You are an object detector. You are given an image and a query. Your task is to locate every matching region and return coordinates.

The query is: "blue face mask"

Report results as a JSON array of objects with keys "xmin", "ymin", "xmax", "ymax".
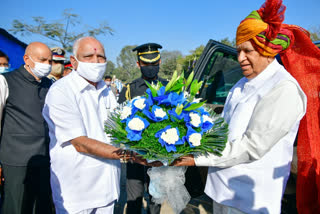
[{"xmin": 0, "ymin": 67, "xmax": 9, "ymax": 74}]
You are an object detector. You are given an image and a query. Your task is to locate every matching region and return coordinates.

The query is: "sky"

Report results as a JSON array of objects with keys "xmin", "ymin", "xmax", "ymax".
[{"xmin": 1, "ymin": 0, "xmax": 320, "ymax": 64}]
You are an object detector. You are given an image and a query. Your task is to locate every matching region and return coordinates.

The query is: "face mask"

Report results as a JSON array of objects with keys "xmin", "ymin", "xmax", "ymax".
[
  {"xmin": 105, "ymin": 81, "xmax": 111, "ymax": 86},
  {"xmin": 0, "ymin": 67, "xmax": 9, "ymax": 74},
  {"xmin": 141, "ymin": 64, "xmax": 159, "ymax": 79},
  {"xmin": 75, "ymin": 57, "xmax": 107, "ymax": 83},
  {"xmin": 51, "ymin": 64, "xmax": 64, "ymax": 77},
  {"xmin": 28, "ymin": 56, "xmax": 52, "ymax": 78}
]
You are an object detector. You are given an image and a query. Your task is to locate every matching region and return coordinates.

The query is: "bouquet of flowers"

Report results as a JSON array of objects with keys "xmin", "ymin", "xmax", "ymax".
[{"xmin": 105, "ymin": 71, "xmax": 228, "ymax": 213}]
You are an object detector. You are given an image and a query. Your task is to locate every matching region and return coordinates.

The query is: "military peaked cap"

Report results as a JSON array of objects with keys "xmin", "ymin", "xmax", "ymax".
[{"xmin": 132, "ymin": 43, "xmax": 162, "ymax": 64}]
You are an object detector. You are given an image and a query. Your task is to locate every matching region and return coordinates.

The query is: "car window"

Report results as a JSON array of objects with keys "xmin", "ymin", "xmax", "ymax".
[{"xmin": 197, "ymin": 50, "xmax": 242, "ymax": 105}]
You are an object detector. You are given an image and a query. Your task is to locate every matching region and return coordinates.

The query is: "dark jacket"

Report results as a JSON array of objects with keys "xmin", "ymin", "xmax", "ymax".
[
  {"xmin": 0, "ymin": 66, "xmax": 52, "ymax": 166},
  {"xmin": 118, "ymin": 77, "xmax": 167, "ymax": 104}
]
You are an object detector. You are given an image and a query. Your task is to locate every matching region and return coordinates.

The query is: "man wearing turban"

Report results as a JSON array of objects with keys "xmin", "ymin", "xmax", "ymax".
[{"xmin": 172, "ymin": 0, "xmax": 320, "ymax": 213}]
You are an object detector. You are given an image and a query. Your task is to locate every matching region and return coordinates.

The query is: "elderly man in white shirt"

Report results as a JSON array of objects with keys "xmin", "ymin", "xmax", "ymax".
[
  {"xmin": 42, "ymin": 36, "xmax": 144, "ymax": 214},
  {"xmin": 171, "ymin": 1, "xmax": 307, "ymax": 213}
]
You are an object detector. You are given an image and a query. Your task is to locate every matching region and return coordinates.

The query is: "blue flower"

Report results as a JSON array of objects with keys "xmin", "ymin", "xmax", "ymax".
[
  {"xmin": 183, "ymin": 126, "xmax": 203, "ymax": 148},
  {"xmin": 145, "ymin": 88, "xmax": 154, "ymax": 106},
  {"xmin": 156, "ymin": 91, "xmax": 185, "ymax": 107},
  {"xmin": 201, "ymin": 114, "xmax": 214, "ymax": 132},
  {"xmin": 155, "ymin": 125, "xmax": 184, "ymax": 152},
  {"xmin": 153, "ymin": 87, "xmax": 169, "ymax": 104},
  {"xmin": 125, "ymin": 116, "xmax": 150, "ymax": 141},
  {"xmin": 143, "ymin": 105, "xmax": 168, "ymax": 122},
  {"xmin": 168, "ymin": 108, "xmax": 186, "ymax": 122}
]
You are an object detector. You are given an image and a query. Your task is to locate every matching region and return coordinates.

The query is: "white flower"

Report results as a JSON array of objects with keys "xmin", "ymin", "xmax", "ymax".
[
  {"xmin": 154, "ymin": 108, "xmax": 166, "ymax": 118},
  {"xmin": 161, "ymin": 128, "xmax": 179, "ymax": 145},
  {"xmin": 134, "ymin": 98, "xmax": 146, "ymax": 110},
  {"xmin": 189, "ymin": 133, "xmax": 202, "ymax": 146},
  {"xmin": 128, "ymin": 118, "xmax": 145, "ymax": 131},
  {"xmin": 203, "ymin": 115, "xmax": 213, "ymax": 124},
  {"xmin": 192, "ymin": 97, "xmax": 202, "ymax": 103},
  {"xmin": 120, "ymin": 106, "xmax": 132, "ymax": 120},
  {"xmin": 190, "ymin": 113, "xmax": 201, "ymax": 127},
  {"xmin": 151, "ymin": 81, "xmax": 161, "ymax": 90},
  {"xmin": 184, "ymin": 91, "xmax": 190, "ymax": 98}
]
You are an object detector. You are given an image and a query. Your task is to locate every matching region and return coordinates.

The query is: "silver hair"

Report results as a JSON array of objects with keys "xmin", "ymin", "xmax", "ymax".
[{"xmin": 72, "ymin": 36, "xmax": 103, "ymax": 56}]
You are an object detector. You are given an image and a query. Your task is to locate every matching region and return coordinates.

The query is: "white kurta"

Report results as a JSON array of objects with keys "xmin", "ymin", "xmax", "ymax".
[
  {"xmin": 42, "ymin": 71, "xmax": 120, "ymax": 213},
  {"xmin": 195, "ymin": 60, "xmax": 307, "ymax": 214}
]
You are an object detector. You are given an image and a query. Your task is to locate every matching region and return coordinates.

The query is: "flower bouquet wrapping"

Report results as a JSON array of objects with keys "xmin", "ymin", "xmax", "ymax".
[{"xmin": 105, "ymin": 71, "xmax": 228, "ymax": 213}]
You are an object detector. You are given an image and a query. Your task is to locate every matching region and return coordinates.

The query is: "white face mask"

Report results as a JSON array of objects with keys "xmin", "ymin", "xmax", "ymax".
[
  {"xmin": 0, "ymin": 67, "xmax": 9, "ymax": 74},
  {"xmin": 28, "ymin": 56, "xmax": 52, "ymax": 78},
  {"xmin": 51, "ymin": 64, "xmax": 64, "ymax": 77},
  {"xmin": 75, "ymin": 57, "xmax": 107, "ymax": 83}
]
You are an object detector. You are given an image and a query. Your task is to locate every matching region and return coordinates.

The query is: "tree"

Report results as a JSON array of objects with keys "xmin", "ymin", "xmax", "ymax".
[
  {"xmin": 309, "ymin": 26, "xmax": 320, "ymax": 41},
  {"xmin": 104, "ymin": 60, "xmax": 116, "ymax": 77},
  {"xmin": 159, "ymin": 50, "xmax": 182, "ymax": 79},
  {"xmin": 10, "ymin": 9, "xmax": 114, "ymax": 53},
  {"xmin": 116, "ymin": 45, "xmax": 140, "ymax": 82},
  {"xmin": 176, "ymin": 45, "xmax": 205, "ymax": 73},
  {"xmin": 219, "ymin": 37, "xmax": 236, "ymax": 47}
]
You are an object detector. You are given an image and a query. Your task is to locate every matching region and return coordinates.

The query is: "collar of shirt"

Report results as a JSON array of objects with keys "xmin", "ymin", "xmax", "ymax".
[
  {"xmin": 71, "ymin": 70, "xmax": 107, "ymax": 95},
  {"xmin": 243, "ymin": 59, "xmax": 280, "ymax": 91}
]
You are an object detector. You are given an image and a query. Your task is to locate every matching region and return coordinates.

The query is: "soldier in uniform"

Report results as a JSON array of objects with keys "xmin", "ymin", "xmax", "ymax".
[
  {"xmin": 118, "ymin": 43, "xmax": 166, "ymax": 214},
  {"xmin": 48, "ymin": 47, "xmax": 66, "ymax": 82}
]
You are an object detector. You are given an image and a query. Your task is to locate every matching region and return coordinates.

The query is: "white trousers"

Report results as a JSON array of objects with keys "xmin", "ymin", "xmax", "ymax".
[{"xmin": 213, "ymin": 200, "xmax": 246, "ymax": 214}]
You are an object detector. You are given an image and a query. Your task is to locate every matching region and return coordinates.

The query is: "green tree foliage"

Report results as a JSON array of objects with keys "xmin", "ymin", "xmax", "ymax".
[
  {"xmin": 176, "ymin": 45, "xmax": 205, "ymax": 74},
  {"xmin": 159, "ymin": 50, "xmax": 182, "ymax": 79},
  {"xmin": 104, "ymin": 60, "xmax": 116, "ymax": 77},
  {"xmin": 219, "ymin": 37, "xmax": 236, "ymax": 47},
  {"xmin": 309, "ymin": 26, "xmax": 320, "ymax": 42},
  {"xmin": 116, "ymin": 45, "xmax": 140, "ymax": 82},
  {"xmin": 10, "ymin": 9, "xmax": 114, "ymax": 53}
]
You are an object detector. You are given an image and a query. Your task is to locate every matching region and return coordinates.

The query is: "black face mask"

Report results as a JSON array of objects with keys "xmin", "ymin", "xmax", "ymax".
[{"xmin": 140, "ymin": 64, "xmax": 159, "ymax": 79}]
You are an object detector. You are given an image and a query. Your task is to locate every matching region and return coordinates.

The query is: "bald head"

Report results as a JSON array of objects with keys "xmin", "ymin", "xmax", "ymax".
[
  {"xmin": 25, "ymin": 42, "xmax": 51, "ymax": 57},
  {"xmin": 23, "ymin": 42, "xmax": 53, "ymax": 80},
  {"xmin": 24, "ymin": 42, "xmax": 52, "ymax": 65},
  {"xmin": 70, "ymin": 37, "xmax": 106, "ymax": 70}
]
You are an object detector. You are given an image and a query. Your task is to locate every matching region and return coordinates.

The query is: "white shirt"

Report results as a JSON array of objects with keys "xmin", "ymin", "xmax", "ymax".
[
  {"xmin": 0, "ymin": 75, "xmax": 9, "ymax": 132},
  {"xmin": 195, "ymin": 60, "xmax": 307, "ymax": 214},
  {"xmin": 42, "ymin": 70, "xmax": 120, "ymax": 213}
]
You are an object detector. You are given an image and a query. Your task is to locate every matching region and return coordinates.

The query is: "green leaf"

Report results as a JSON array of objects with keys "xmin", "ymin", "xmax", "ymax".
[
  {"xmin": 165, "ymin": 70, "xmax": 178, "ymax": 92},
  {"xmin": 190, "ymin": 79, "xmax": 198, "ymax": 96},
  {"xmin": 184, "ymin": 101, "xmax": 206, "ymax": 111},
  {"xmin": 145, "ymin": 80, "xmax": 157, "ymax": 97},
  {"xmin": 185, "ymin": 71, "xmax": 194, "ymax": 88}
]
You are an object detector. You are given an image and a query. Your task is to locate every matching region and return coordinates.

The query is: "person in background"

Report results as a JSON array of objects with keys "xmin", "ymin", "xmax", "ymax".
[
  {"xmin": 118, "ymin": 43, "xmax": 166, "ymax": 214},
  {"xmin": 0, "ymin": 50, "xmax": 10, "ymax": 74},
  {"xmin": 104, "ymin": 75, "xmax": 117, "ymax": 96},
  {"xmin": 63, "ymin": 61, "xmax": 73, "ymax": 77},
  {"xmin": 0, "ymin": 42, "xmax": 53, "ymax": 214},
  {"xmin": 114, "ymin": 77, "xmax": 123, "ymax": 93},
  {"xmin": 48, "ymin": 47, "xmax": 66, "ymax": 82}
]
